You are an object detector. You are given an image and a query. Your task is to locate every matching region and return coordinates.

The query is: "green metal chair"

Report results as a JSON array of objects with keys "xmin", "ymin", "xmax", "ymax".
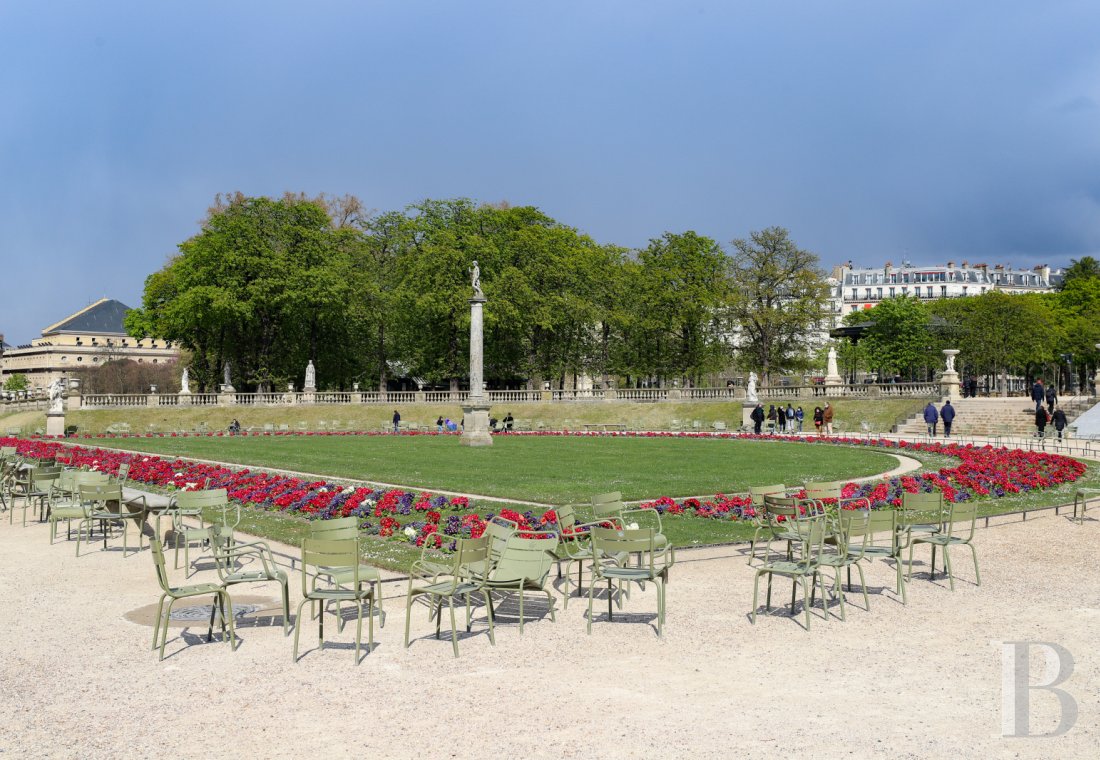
[
  {"xmin": 906, "ymin": 501, "xmax": 980, "ymax": 590},
  {"xmin": 308, "ymin": 516, "xmax": 386, "ymax": 627},
  {"xmin": 801, "ymin": 481, "xmax": 871, "ymax": 514},
  {"xmin": 75, "ymin": 483, "xmax": 137, "ymax": 556},
  {"xmin": 899, "ymin": 490, "xmax": 945, "ymax": 537},
  {"xmin": 48, "ymin": 470, "xmax": 109, "ymax": 543},
  {"xmin": 750, "ymin": 515, "xmax": 830, "ymax": 630},
  {"xmin": 591, "ymin": 491, "xmax": 626, "ymax": 522},
  {"xmin": 404, "ymin": 536, "xmax": 495, "ymax": 657},
  {"xmin": 586, "ymin": 526, "xmax": 674, "ymax": 638},
  {"xmin": 862, "ymin": 509, "xmax": 908, "ymax": 604},
  {"xmin": 169, "ymin": 489, "xmax": 231, "ymax": 573},
  {"xmin": 812, "ymin": 509, "xmax": 872, "ymax": 616},
  {"xmin": 480, "ymin": 531, "xmax": 560, "ymax": 633},
  {"xmin": 209, "ymin": 525, "xmax": 291, "ymax": 635},
  {"xmin": 759, "ymin": 495, "xmax": 804, "ymax": 565},
  {"xmin": 9, "ymin": 465, "xmax": 62, "ymax": 526},
  {"xmin": 149, "ymin": 537, "xmax": 236, "ymax": 661},
  {"xmin": 293, "ymin": 537, "xmax": 375, "ymax": 664},
  {"xmin": 746, "ymin": 484, "xmax": 789, "ymax": 564},
  {"xmin": 551, "ymin": 503, "xmax": 614, "ymax": 608}
]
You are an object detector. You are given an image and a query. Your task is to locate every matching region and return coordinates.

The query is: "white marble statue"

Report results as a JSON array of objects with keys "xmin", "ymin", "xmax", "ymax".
[
  {"xmin": 944, "ymin": 352, "xmax": 956, "ymax": 373},
  {"xmin": 746, "ymin": 372, "xmax": 758, "ymax": 404},
  {"xmin": 826, "ymin": 346, "xmax": 839, "ymax": 378},
  {"xmin": 180, "ymin": 367, "xmax": 190, "ymax": 394},
  {"xmin": 471, "ymin": 259, "xmax": 483, "ymax": 298},
  {"xmin": 48, "ymin": 378, "xmax": 65, "ymax": 414},
  {"xmin": 305, "ymin": 360, "xmax": 316, "ymax": 389}
]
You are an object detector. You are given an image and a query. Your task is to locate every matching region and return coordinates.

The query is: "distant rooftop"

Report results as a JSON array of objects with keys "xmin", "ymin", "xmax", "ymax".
[{"xmin": 42, "ymin": 298, "xmax": 132, "ymax": 337}]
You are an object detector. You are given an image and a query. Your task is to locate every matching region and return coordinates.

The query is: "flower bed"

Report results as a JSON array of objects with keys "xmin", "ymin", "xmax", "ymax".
[{"xmin": 2, "ymin": 434, "xmax": 1085, "ymax": 552}]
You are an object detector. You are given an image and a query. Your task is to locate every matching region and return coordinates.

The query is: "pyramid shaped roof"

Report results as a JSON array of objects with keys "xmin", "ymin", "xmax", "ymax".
[{"xmin": 42, "ymin": 298, "xmax": 132, "ymax": 337}]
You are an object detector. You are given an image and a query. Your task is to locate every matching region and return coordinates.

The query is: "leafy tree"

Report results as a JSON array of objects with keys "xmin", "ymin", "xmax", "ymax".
[
  {"xmin": 859, "ymin": 297, "xmax": 937, "ymax": 380},
  {"xmin": 725, "ymin": 227, "xmax": 830, "ymax": 381},
  {"xmin": 3, "ymin": 373, "xmax": 28, "ymax": 392},
  {"xmin": 1059, "ymin": 256, "xmax": 1100, "ymax": 289}
]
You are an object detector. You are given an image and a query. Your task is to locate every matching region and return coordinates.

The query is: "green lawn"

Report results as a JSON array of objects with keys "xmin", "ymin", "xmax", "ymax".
[{"xmin": 103, "ymin": 434, "xmax": 900, "ymax": 503}]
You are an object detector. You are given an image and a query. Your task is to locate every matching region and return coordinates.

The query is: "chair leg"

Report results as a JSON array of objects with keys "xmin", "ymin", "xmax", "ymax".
[
  {"xmin": 152, "ymin": 594, "xmax": 167, "ymax": 650},
  {"xmin": 944, "ymin": 545, "xmax": 955, "ymax": 591},
  {"xmin": 281, "ymin": 580, "xmax": 291, "ymax": 635},
  {"xmin": 968, "ymin": 543, "xmax": 981, "ymax": 586},
  {"xmin": 482, "ymin": 590, "xmax": 495, "ymax": 645},
  {"xmin": 403, "ymin": 590, "xmax": 414, "ymax": 649},
  {"xmin": 751, "ymin": 572, "xmax": 761, "ymax": 624},
  {"xmin": 448, "ymin": 597, "xmax": 459, "ymax": 658},
  {"xmin": 159, "ymin": 598, "xmax": 177, "ymax": 661},
  {"xmin": 518, "ymin": 586, "xmax": 525, "ymax": 634},
  {"xmin": 855, "ymin": 562, "xmax": 870, "ymax": 610},
  {"xmin": 293, "ymin": 599, "xmax": 309, "ymax": 661},
  {"xmin": 355, "ymin": 599, "xmax": 364, "ymax": 665},
  {"xmin": 800, "ymin": 576, "xmax": 811, "ymax": 631},
  {"xmin": 832, "ymin": 568, "xmax": 846, "ymax": 621}
]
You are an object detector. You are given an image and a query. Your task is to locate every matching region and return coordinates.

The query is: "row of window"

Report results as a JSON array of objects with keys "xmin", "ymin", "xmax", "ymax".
[
  {"xmin": 71, "ymin": 337, "xmax": 172, "ymax": 349},
  {"xmin": 848, "ymin": 285, "xmax": 989, "ymax": 301},
  {"xmin": 849, "ymin": 271, "xmax": 1045, "ymax": 287}
]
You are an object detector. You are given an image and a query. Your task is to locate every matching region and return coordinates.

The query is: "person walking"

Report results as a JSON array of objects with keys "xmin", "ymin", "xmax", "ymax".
[
  {"xmin": 813, "ymin": 406, "xmax": 824, "ymax": 436},
  {"xmin": 940, "ymin": 400, "xmax": 955, "ymax": 437},
  {"xmin": 785, "ymin": 404, "xmax": 796, "ymax": 433},
  {"xmin": 750, "ymin": 403, "xmax": 765, "ymax": 434},
  {"xmin": 823, "ymin": 403, "xmax": 834, "ymax": 435},
  {"xmin": 1052, "ymin": 406, "xmax": 1068, "ymax": 439},
  {"xmin": 777, "ymin": 405, "xmax": 787, "ymax": 434},
  {"xmin": 1035, "ymin": 405, "xmax": 1048, "ymax": 438},
  {"xmin": 1031, "ymin": 378, "xmax": 1045, "ymax": 412},
  {"xmin": 795, "ymin": 406, "xmax": 804, "ymax": 433},
  {"xmin": 392, "ymin": 409, "xmax": 401, "ymax": 433},
  {"xmin": 767, "ymin": 405, "xmax": 777, "ymax": 433},
  {"xmin": 436, "ymin": 415, "xmax": 444, "ymax": 432},
  {"xmin": 967, "ymin": 376, "xmax": 978, "ymax": 398},
  {"xmin": 1045, "ymin": 384, "xmax": 1057, "ymax": 415},
  {"xmin": 923, "ymin": 402, "xmax": 939, "ymax": 437}
]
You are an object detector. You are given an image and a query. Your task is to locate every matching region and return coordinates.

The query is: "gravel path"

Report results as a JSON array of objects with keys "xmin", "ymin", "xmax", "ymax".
[{"xmin": 1, "ymin": 504, "xmax": 1097, "ymax": 758}]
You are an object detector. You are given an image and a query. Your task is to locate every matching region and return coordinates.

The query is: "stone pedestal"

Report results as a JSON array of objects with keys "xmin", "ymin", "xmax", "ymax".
[
  {"xmin": 217, "ymin": 385, "xmax": 236, "ymax": 407},
  {"xmin": 461, "ymin": 399, "xmax": 494, "ymax": 447},
  {"xmin": 146, "ymin": 394, "xmax": 159, "ymax": 408},
  {"xmin": 940, "ymin": 349, "xmax": 961, "ymax": 401},
  {"xmin": 741, "ymin": 403, "xmax": 757, "ymax": 430},
  {"xmin": 46, "ymin": 412, "xmax": 65, "ymax": 437},
  {"xmin": 178, "ymin": 392, "xmax": 192, "ymax": 407},
  {"xmin": 415, "ymin": 390, "xmax": 426, "ymax": 403}
]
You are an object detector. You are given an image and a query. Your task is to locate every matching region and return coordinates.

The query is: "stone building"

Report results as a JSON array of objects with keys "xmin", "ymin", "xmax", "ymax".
[{"xmin": 0, "ymin": 298, "xmax": 178, "ymax": 390}]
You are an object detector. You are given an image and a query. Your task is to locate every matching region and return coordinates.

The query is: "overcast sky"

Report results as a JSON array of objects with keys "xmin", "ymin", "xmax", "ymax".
[{"xmin": 2, "ymin": 0, "xmax": 1098, "ymax": 343}]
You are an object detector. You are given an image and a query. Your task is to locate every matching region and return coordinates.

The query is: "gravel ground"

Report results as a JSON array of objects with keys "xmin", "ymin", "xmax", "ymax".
[{"xmin": 1, "ymin": 508, "xmax": 1097, "ymax": 759}]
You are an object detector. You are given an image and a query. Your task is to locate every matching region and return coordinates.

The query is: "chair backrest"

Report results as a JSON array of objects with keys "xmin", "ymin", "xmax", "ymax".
[
  {"xmin": 150, "ymin": 538, "xmax": 173, "ymax": 593},
  {"xmin": 556, "ymin": 503, "xmax": 579, "ymax": 533},
  {"xmin": 621, "ymin": 505, "xmax": 664, "ymax": 535},
  {"xmin": 863, "ymin": 509, "xmax": 899, "ymax": 550},
  {"xmin": 900, "ymin": 490, "xmax": 944, "ymax": 526},
  {"xmin": 56, "ymin": 469, "xmax": 76, "ymax": 494},
  {"xmin": 79, "ymin": 483, "xmax": 123, "ymax": 507},
  {"xmin": 174, "ymin": 488, "xmax": 237, "ymax": 527},
  {"xmin": 792, "ymin": 515, "xmax": 828, "ymax": 563},
  {"xmin": 452, "ymin": 536, "xmax": 491, "ymax": 584},
  {"xmin": 762, "ymin": 494, "xmax": 800, "ymax": 524},
  {"xmin": 750, "ymin": 484, "xmax": 787, "ymax": 507},
  {"xmin": 945, "ymin": 501, "xmax": 978, "ymax": 542},
  {"xmin": 590, "ymin": 526, "xmax": 658, "ymax": 569},
  {"xmin": 115, "ymin": 462, "xmax": 131, "ymax": 484},
  {"xmin": 0, "ymin": 446, "xmax": 16, "ymax": 457},
  {"xmin": 835, "ymin": 509, "xmax": 871, "ymax": 559},
  {"xmin": 484, "ymin": 515, "xmax": 517, "ymax": 563},
  {"xmin": 488, "ymin": 533, "xmax": 560, "ymax": 585},
  {"xmin": 60, "ymin": 469, "xmax": 109, "ymax": 497},
  {"xmin": 300, "ymin": 538, "xmax": 361, "ymax": 595},
  {"xmin": 30, "ymin": 468, "xmax": 62, "ymax": 490},
  {"xmin": 591, "ymin": 491, "xmax": 625, "ymax": 521},
  {"xmin": 309, "ymin": 515, "xmax": 359, "ymax": 540},
  {"xmin": 803, "ymin": 481, "xmax": 842, "ymax": 502}
]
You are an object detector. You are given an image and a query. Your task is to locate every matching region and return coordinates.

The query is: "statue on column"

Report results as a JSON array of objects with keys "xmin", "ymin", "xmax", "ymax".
[
  {"xmin": 48, "ymin": 378, "xmax": 65, "ymax": 414},
  {"xmin": 470, "ymin": 260, "xmax": 483, "ymax": 298},
  {"xmin": 826, "ymin": 347, "xmax": 839, "ymax": 378},
  {"xmin": 223, "ymin": 361, "xmax": 232, "ymax": 388},
  {"xmin": 305, "ymin": 360, "xmax": 316, "ymax": 389},
  {"xmin": 746, "ymin": 372, "xmax": 758, "ymax": 404},
  {"xmin": 180, "ymin": 367, "xmax": 190, "ymax": 394}
]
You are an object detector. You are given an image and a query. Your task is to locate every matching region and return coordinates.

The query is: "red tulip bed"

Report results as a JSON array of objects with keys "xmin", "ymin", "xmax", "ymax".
[{"xmin": 2, "ymin": 432, "xmax": 1086, "ymax": 552}]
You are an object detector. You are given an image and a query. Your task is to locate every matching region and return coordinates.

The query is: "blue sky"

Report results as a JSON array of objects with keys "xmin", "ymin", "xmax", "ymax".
[{"xmin": 2, "ymin": 0, "xmax": 1098, "ymax": 343}]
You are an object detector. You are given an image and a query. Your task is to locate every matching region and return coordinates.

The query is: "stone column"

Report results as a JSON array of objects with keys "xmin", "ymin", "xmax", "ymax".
[
  {"xmin": 462, "ymin": 296, "xmax": 493, "ymax": 446},
  {"xmin": 939, "ymin": 349, "xmax": 961, "ymax": 401},
  {"xmin": 65, "ymin": 378, "xmax": 82, "ymax": 411}
]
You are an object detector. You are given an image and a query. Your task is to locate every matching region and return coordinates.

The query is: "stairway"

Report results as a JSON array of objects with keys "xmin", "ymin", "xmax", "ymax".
[{"xmin": 893, "ymin": 395, "xmax": 1098, "ymax": 438}]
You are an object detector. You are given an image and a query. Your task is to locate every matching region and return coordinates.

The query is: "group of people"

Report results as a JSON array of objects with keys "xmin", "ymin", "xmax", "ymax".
[
  {"xmin": 1031, "ymin": 378, "xmax": 1068, "ymax": 438},
  {"xmin": 749, "ymin": 402, "xmax": 833, "ymax": 436},
  {"xmin": 922, "ymin": 401, "xmax": 956, "ymax": 437}
]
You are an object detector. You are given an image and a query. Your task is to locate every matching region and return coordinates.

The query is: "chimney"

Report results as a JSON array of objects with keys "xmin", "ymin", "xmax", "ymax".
[{"xmin": 961, "ymin": 260, "xmax": 968, "ymax": 268}]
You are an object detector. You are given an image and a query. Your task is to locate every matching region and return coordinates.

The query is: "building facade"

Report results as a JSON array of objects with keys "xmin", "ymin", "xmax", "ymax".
[
  {"xmin": 829, "ymin": 261, "xmax": 1062, "ymax": 315},
  {"xmin": 0, "ymin": 298, "xmax": 178, "ymax": 390}
]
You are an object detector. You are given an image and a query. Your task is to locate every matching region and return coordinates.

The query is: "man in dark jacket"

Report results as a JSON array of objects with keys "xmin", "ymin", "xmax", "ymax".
[
  {"xmin": 1031, "ymin": 379, "xmax": 1045, "ymax": 412},
  {"xmin": 750, "ymin": 403, "xmax": 765, "ymax": 434},
  {"xmin": 940, "ymin": 400, "xmax": 956, "ymax": 437},
  {"xmin": 1035, "ymin": 406, "xmax": 1048, "ymax": 438},
  {"xmin": 1045, "ymin": 384, "xmax": 1057, "ymax": 415},
  {"xmin": 1052, "ymin": 406, "xmax": 1068, "ymax": 438},
  {"xmin": 923, "ymin": 402, "xmax": 939, "ymax": 437}
]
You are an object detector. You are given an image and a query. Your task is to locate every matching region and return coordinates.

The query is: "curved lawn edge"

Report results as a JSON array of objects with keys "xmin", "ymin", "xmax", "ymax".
[{"xmin": 3, "ymin": 434, "xmax": 1086, "ymax": 555}]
